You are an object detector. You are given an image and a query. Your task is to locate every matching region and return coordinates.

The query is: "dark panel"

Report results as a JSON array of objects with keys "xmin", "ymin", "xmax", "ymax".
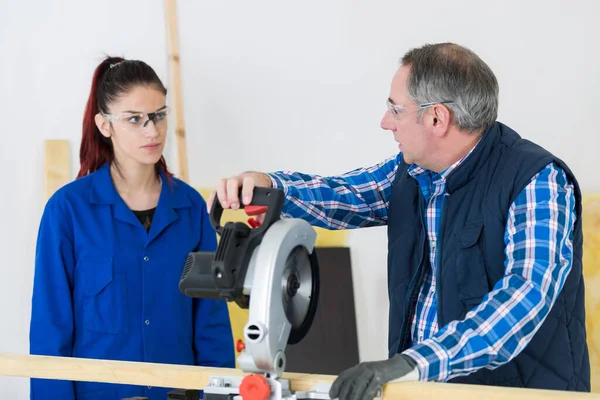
[{"xmin": 284, "ymin": 247, "xmax": 360, "ymax": 375}]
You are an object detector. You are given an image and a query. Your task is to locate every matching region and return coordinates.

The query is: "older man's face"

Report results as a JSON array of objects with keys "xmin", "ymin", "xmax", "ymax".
[{"xmin": 380, "ymin": 65, "xmax": 433, "ymax": 167}]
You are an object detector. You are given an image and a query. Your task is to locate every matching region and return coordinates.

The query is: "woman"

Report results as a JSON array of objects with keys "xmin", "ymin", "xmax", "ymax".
[{"xmin": 29, "ymin": 56, "xmax": 235, "ymax": 400}]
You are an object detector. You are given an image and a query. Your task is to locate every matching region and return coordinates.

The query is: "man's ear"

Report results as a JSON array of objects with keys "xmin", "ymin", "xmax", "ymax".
[
  {"xmin": 429, "ymin": 104, "xmax": 452, "ymax": 138},
  {"xmin": 94, "ymin": 113, "xmax": 111, "ymax": 138}
]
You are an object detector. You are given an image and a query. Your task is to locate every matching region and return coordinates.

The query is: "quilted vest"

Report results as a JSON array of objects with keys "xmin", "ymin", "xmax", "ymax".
[{"xmin": 386, "ymin": 121, "xmax": 590, "ymax": 391}]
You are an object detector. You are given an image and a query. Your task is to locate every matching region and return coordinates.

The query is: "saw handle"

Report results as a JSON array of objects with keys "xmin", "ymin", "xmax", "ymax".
[{"xmin": 209, "ymin": 187, "xmax": 285, "ymax": 236}]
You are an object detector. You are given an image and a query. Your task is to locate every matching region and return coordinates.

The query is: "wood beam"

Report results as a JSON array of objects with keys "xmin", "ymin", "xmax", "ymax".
[
  {"xmin": 1, "ymin": 353, "xmax": 598, "ymax": 399},
  {"xmin": 43, "ymin": 139, "xmax": 70, "ymax": 201},
  {"xmin": 164, "ymin": 0, "xmax": 189, "ymax": 183}
]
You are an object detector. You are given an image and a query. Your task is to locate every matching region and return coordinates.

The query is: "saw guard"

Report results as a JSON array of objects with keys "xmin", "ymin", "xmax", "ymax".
[{"xmin": 238, "ymin": 218, "xmax": 319, "ymax": 376}]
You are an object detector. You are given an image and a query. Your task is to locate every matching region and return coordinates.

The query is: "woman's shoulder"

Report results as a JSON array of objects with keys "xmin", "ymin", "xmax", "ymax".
[{"xmin": 44, "ymin": 171, "xmax": 97, "ymax": 213}]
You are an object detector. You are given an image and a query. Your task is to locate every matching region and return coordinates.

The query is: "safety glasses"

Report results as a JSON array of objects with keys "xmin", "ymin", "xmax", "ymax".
[
  {"xmin": 102, "ymin": 106, "xmax": 170, "ymax": 132},
  {"xmin": 386, "ymin": 99, "xmax": 454, "ymax": 120}
]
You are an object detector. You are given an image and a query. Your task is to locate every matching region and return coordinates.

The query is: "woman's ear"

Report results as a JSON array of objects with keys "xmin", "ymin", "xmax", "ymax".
[{"xmin": 94, "ymin": 113, "xmax": 111, "ymax": 138}]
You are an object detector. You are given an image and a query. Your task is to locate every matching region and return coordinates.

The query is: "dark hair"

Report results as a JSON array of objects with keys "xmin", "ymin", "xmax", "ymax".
[
  {"xmin": 77, "ymin": 56, "xmax": 173, "ymax": 179},
  {"xmin": 401, "ymin": 43, "xmax": 499, "ymax": 133}
]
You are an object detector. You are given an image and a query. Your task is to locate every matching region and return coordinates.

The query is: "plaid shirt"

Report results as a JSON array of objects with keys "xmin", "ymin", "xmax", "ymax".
[{"xmin": 267, "ymin": 149, "xmax": 576, "ymax": 382}]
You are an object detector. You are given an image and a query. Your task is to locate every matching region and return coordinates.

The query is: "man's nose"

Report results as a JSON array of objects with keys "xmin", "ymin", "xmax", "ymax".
[{"xmin": 381, "ymin": 111, "xmax": 395, "ymax": 131}]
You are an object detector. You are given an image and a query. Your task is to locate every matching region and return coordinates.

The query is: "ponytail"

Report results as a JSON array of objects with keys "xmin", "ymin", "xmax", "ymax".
[
  {"xmin": 77, "ymin": 57, "xmax": 122, "ymax": 178},
  {"xmin": 76, "ymin": 56, "xmax": 173, "ymax": 180}
]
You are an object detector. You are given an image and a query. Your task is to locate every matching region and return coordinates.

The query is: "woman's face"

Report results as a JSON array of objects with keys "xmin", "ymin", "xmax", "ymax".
[{"xmin": 95, "ymin": 85, "xmax": 168, "ymax": 168}]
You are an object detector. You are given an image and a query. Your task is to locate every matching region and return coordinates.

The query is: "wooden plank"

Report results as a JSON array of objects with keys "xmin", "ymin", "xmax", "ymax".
[
  {"xmin": 1, "ymin": 353, "xmax": 598, "ymax": 399},
  {"xmin": 583, "ymin": 194, "xmax": 600, "ymax": 392},
  {"xmin": 164, "ymin": 0, "xmax": 189, "ymax": 183},
  {"xmin": 43, "ymin": 139, "xmax": 70, "ymax": 201}
]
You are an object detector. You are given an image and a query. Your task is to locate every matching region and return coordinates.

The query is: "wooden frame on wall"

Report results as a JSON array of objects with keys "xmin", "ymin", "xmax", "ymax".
[{"xmin": 43, "ymin": 139, "xmax": 70, "ymax": 202}]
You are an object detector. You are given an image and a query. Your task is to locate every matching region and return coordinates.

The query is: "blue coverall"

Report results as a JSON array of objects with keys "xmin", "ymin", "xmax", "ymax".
[{"xmin": 29, "ymin": 163, "xmax": 235, "ymax": 400}]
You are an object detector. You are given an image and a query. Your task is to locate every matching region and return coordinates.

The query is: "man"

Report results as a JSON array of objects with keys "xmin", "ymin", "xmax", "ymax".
[{"xmin": 209, "ymin": 43, "xmax": 590, "ymax": 399}]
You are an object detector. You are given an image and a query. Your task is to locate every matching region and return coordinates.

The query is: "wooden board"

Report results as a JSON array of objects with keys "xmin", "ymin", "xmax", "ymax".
[
  {"xmin": 1, "ymin": 353, "xmax": 598, "ymax": 399},
  {"xmin": 583, "ymin": 194, "xmax": 600, "ymax": 392},
  {"xmin": 43, "ymin": 139, "xmax": 70, "ymax": 201},
  {"xmin": 284, "ymin": 247, "xmax": 359, "ymax": 375},
  {"xmin": 164, "ymin": 0, "xmax": 189, "ymax": 182}
]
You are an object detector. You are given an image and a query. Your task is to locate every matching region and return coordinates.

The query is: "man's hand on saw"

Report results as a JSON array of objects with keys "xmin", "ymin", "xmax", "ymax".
[
  {"xmin": 208, "ymin": 172, "xmax": 272, "ymax": 212},
  {"xmin": 329, "ymin": 354, "xmax": 419, "ymax": 400}
]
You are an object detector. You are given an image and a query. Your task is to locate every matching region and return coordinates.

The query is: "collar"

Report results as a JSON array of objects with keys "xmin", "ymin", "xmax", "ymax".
[
  {"xmin": 89, "ymin": 163, "xmax": 190, "ymax": 209},
  {"xmin": 444, "ymin": 122, "xmax": 501, "ymax": 194},
  {"xmin": 406, "ymin": 122, "xmax": 499, "ymax": 193},
  {"xmin": 88, "ymin": 163, "xmax": 191, "ymax": 243},
  {"xmin": 408, "ymin": 136, "xmax": 482, "ymax": 184}
]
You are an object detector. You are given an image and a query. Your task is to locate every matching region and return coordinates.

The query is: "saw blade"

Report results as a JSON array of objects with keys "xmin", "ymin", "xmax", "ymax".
[{"xmin": 281, "ymin": 246, "xmax": 320, "ymax": 345}]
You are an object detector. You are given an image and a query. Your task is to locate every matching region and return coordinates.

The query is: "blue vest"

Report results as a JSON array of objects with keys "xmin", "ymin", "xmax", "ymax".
[{"xmin": 386, "ymin": 122, "xmax": 590, "ymax": 391}]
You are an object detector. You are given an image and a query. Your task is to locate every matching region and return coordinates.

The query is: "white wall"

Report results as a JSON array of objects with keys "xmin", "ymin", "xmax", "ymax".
[{"xmin": 1, "ymin": 0, "xmax": 599, "ymax": 397}]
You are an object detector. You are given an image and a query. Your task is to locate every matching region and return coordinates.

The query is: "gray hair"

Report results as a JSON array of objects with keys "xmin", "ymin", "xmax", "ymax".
[{"xmin": 400, "ymin": 43, "xmax": 499, "ymax": 133}]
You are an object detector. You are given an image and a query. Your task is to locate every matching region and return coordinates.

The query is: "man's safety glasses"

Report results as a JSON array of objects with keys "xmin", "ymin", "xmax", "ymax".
[{"xmin": 386, "ymin": 99, "xmax": 454, "ymax": 120}]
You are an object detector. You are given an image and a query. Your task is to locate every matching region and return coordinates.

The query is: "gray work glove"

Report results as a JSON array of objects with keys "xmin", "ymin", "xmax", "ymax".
[{"xmin": 329, "ymin": 354, "xmax": 418, "ymax": 400}]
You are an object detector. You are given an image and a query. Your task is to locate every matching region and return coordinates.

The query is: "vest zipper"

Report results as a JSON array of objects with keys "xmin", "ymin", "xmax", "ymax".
[
  {"xmin": 435, "ymin": 197, "xmax": 448, "ymax": 325},
  {"xmin": 396, "ymin": 191, "xmax": 428, "ymax": 353},
  {"xmin": 398, "ymin": 247, "xmax": 426, "ymax": 352}
]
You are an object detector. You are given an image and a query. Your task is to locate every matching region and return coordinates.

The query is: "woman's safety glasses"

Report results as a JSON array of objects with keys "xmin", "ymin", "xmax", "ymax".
[{"xmin": 102, "ymin": 106, "xmax": 169, "ymax": 133}]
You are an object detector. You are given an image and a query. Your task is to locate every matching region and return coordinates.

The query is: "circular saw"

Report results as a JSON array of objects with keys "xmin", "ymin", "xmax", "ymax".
[{"xmin": 179, "ymin": 187, "xmax": 320, "ymax": 377}]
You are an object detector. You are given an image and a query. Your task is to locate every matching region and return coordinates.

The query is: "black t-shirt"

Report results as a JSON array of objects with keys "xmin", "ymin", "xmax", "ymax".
[{"xmin": 133, "ymin": 207, "xmax": 157, "ymax": 232}]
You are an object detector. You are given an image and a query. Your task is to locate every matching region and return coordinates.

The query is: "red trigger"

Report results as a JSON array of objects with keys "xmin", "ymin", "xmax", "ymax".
[
  {"xmin": 244, "ymin": 205, "xmax": 268, "ymax": 216},
  {"xmin": 247, "ymin": 218, "xmax": 261, "ymax": 229}
]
